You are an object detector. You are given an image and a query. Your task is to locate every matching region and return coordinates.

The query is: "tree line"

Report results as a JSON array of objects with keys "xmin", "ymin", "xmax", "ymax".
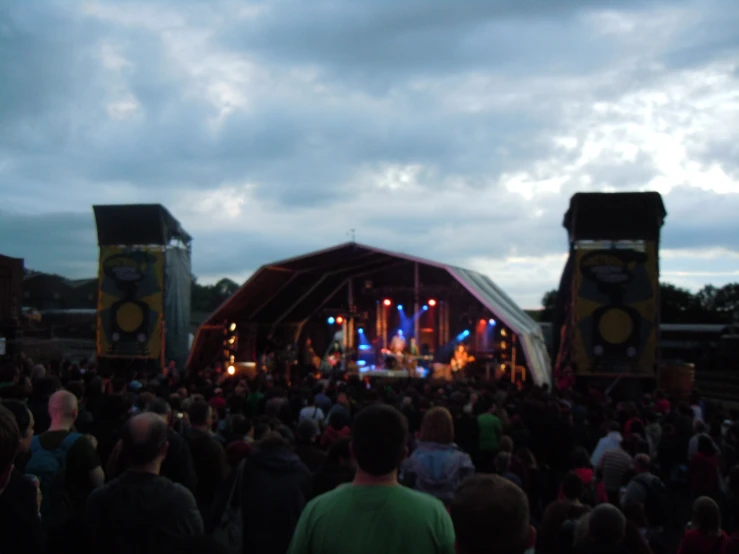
[
  {"xmin": 191, "ymin": 278, "xmax": 240, "ymax": 313},
  {"xmin": 540, "ymin": 282, "xmax": 739, "ymax": 324}
]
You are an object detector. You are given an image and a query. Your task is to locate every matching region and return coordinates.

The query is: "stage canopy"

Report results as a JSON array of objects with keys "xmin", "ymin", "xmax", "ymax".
[{"xmin": 189, "ymin": 243, "xmax": 552, "ymax": 386}]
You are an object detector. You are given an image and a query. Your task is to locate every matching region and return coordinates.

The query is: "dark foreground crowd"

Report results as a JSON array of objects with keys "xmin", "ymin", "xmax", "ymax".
[{"xmin": 1, "ymin": 356, "xmax": 739, "ymax": 554}]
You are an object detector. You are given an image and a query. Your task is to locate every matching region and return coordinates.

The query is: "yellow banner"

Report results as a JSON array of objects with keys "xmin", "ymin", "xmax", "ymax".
[
  {"xmin": 572, "ymin": 242, "xmax": 658, "ymax": 376},
  {"xmin": 97, "ymin": 246, "xmax": 164, "ymax": 360}
]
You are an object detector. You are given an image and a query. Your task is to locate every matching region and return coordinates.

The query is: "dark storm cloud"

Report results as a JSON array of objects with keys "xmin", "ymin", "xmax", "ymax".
[{"xmin": 220, "ymin": 0, "xmax": 685, "ymax": 77}]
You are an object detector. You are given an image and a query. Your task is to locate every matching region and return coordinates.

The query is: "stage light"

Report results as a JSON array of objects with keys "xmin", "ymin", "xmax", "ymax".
[
  {"xmin": 501, "ymin": 329, "xmax": 507, "ymax": 337},
  {"xmin": 489, "ymin": 319, "xmax": 496, "ymax": 325},
  {"xmin": 229, "ymin": 323, "xmax": 236, "ymax": 332},
  {"xmin": 501, "ymin": 341, "xmax": 507, "ymax": 350},
  {"xmin": 228, "ymin": 336, "xmax": 235, "ymax": 344},
  {"xmin": 462, "ymin": 330, "xmax": 470, "ymax": 337},
  {"xmin": 397, "ymin": 304, "xmax": 403, "ymax": 310},
  {"xmin": 327, "ymin": 316, "xmax": 335, "ymax": 324},
  {"xmin": 428, "ymin": 299, "xmax": 437, "ymax": 306},
  {"xmin": 383, "ymin": 299, "xmax": 392, "ymax": 306},
  {"xmin": 358, "ymin": 328, "xmax": 364, "ymax": 334},
  {"xmin": 398, "ymin": 329, "xmax": 403, "ymax": 335},
  {"xmin": 423, "ymin": 305, "xmax": 429, "ymax": 311},
  {"xmin": 479, "ymin": 319, "xmax": 486, "ymax": 325},
  {"xmin": 227, "ymin": 365, "xmax": 235, "ymax": 375},
  {"xmin": 336, "ymin": 316, "xmax": 344, "ymax": 324}
]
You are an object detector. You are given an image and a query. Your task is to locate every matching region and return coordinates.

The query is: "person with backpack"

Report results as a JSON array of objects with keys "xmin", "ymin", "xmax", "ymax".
[
  {"xmin": 25, "ymin": 390, "xmax": 104, "ymax": 548},
  {"xmin": 622, "ymin": 454, "xmax": 667, "ymax": 529}
]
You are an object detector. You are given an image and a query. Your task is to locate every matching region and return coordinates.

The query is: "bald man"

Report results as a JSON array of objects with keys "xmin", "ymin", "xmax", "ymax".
[
  {"xmin": 30, "ymin": 391, "xmax": 104, "ymax": 488},
  {"xmin": 25, "ymin": 390, "xmax": 104, "ymax": 549},
  {"xmin": 86, "ymin": 413, "xmax": 203, "ymax": 552}
]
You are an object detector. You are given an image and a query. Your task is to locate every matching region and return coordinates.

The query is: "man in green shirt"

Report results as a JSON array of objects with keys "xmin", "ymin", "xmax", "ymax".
[
  {"xmin": 287, "ymin": 404, "xmax": 455, "ymax": 554},
  {"xmin": 476, "ymin": 399, "xmax": 503, "ymax": 471}
]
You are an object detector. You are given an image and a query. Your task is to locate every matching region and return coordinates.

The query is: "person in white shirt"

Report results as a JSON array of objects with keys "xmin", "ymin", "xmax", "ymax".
[
  {"xmin": 591, "ymin": 421, "xmax": 623, "ymax": 468},
  {"xmin": 688, "ymin": 419, "xmax": 719, "ymax": 460},
  {"xmin": 299, "ymin": 395, "xmax": 325, "ymax": 423}
]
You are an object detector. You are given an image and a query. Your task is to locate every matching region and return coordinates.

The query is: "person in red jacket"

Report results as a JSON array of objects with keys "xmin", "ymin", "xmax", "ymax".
[
  {"xmin": 654, "ymin": 390, "xmax": 671, "ymax": 415},
  {"xmin": 320, "ymin": 410, "xmax": 351, "ymax": 449},
  {"xmin": 557, "ymin": 448, "xmax": 608, "ymax": 505},
  {"xmin": 689, "ymin": 435, "xmax": 720, "ymax": 500},
  {"xmin": 678, "ymin": 496, "xmax": 729, "ymax": 554}
]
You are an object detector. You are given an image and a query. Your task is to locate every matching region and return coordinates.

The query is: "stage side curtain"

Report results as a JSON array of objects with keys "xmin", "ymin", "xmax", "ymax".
[{"xmin": 164, "ymin": 247, "xmax": 192, "ymax": 370}]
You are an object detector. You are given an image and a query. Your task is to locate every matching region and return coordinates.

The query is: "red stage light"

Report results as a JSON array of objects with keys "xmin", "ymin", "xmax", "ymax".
[
  {"xmin": 336, "ymin": 316, "xmax": 344, "ymax": 324},
  {"xmin": 428, "ymin": 299, "xmax": 437, "ymax": 307},
  {"xmin": 383, "ymin": 299, "xmax": 392, "ymax": 306},
  {"xmin": 479, "ymin": 319, "xmax": 486, "ymax": 326}
]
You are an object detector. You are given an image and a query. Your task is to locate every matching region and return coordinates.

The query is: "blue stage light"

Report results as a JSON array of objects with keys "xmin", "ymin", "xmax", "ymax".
[
  {"xmin": 398, "ymin": 329, "xmax": 403, "ymax": 335},
  {"xmin": 422, "ymin": 305, "xmax": 429, "ymax": 311},
  {"xmin": 327, "ymin": 316, "xmax": 335, "ymax": 324},
  {"xmin": 489, "ymin": 319, "xmax": 496, "ymax": 325},
  {"xmin": 398, "ymin": 304, "xmax": 403, "ymax": 310},
  {"xmin": 358, "ymin": 328, "xmax": 364, "ymax": 334}
]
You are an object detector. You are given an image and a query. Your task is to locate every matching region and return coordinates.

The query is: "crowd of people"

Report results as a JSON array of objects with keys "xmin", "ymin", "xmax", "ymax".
[{"xmin": 0, "ymin": 354, "xmax": 739, "ymax": 554}]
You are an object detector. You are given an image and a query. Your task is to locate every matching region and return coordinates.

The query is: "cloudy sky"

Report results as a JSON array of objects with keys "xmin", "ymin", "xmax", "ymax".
[{"xmin": 1, "ymin": 0, "xmax": 738, "ymax": 308}]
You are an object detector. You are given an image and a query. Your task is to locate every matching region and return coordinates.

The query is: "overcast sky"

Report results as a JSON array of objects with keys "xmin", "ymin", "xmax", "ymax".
[{"xmin": 1, "ymin": 0, "xmax": 738, "ymax": 308}]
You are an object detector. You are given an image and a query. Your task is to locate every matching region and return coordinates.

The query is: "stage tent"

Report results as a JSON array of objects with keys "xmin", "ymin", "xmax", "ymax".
[{"xmin": 188, "ymin": 243, "xmax": 552, "ymax": 386}]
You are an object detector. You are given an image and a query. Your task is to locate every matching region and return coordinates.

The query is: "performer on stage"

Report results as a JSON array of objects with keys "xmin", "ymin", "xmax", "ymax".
[
  {"xmin": 327, "ymin": 340, "xmax": 343, "ymax": 369},
  {"xmin": 409, "ymin": 337, "xmax": 420, "ymax": 357},
  {"xmin": 390, "ymin": 330, "xmax": 406, "ymax": 355},
  {"xmin": 302, "ymin": 338, "xmax": 319, "ymax": 373},
  {"xmin": 450, "ymin": 343, "xmax": 474, "ymax": 373}
]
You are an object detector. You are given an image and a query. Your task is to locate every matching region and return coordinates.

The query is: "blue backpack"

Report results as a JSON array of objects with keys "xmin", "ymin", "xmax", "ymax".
[{"xmin": 25, "ymin": 432, "xmax": 81, "ymax": 525}]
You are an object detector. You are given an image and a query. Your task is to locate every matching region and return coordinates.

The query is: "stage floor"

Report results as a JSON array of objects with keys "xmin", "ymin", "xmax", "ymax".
[{"xmin": 357, "ymin": 364, "xmax": 431, "ymax": 379}]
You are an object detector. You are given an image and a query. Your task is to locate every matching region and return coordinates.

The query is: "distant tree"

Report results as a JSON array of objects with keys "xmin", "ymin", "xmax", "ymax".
[
  {"xmin": 659, "ymin": 282, "xmax": 704, "ymax": 323},
  {"xmin": 662, "ymin": 282, "xmax": 739, "ymax": 324},
  {"xmin": 696, "ymin": 285, "xmax": 720, "ymax": 313},
  {"xmin": 540, "ymin": 289, "xmax": 558, "ymax": 321},
  {"xmin": 714, "ymin": 283, "xmax": 739, "ymax": 322},
  {"xmin": 191, "ymin": 277, "xmax": 241, "ymax": 313},
  {"xmin": 214, "ymin": 278, "xmax": 239, "ymax": 297},
  {"xmin": 541, "ymin": 290, "xmax": 558, "ymax": 310},
  {"xmin": 538, "ymin": 283, "xmax": 738, "ymax": 325}
]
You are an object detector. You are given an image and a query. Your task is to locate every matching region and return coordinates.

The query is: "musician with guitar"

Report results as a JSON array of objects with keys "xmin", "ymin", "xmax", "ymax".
[{"xmin": 450, "ymin": 343, "xmax": 475, "ymax": 377}]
